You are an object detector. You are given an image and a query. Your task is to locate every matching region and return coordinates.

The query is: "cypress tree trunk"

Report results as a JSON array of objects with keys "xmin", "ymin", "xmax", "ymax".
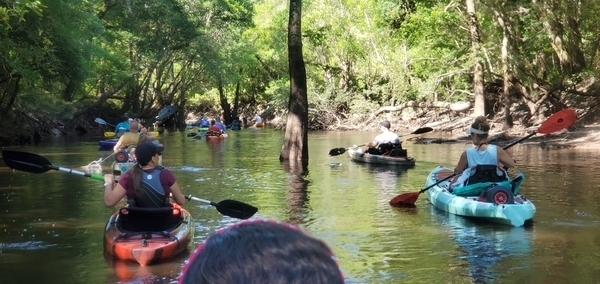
[{"xmin": 280, "ymin": 0, "xmax": 309, "ymax": 165}]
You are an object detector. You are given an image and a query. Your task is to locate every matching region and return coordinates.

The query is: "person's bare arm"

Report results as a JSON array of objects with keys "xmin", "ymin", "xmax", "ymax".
[
  {"xmin": 454, "ymin": 151, "xmax": 468, "ymax": 174},
  {"xmin": 113, "ymin": 138, "xmax": 123, "ymax": 153},
  {"xmin": 169, "ymin": 181, "xmax": 186, "ymax": 205},
  {"xmin": 497, "ymin": 148, "xmax": 516, "ymax": 168},
  {"xmin": 104, "ymin": 174, "xmax": 127, "ymax": 207}
]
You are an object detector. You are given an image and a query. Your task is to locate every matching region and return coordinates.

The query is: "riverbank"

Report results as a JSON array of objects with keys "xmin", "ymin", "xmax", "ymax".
[{"xmin": 408, "ymin": 123, "xmax": 600, "ymax": 150}]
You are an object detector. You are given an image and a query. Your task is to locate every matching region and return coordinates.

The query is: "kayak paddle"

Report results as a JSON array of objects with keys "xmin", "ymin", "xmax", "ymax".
[
  {"xmin": 2, "ymin": 150, "xmax": 259, "ymax": 219},
  {"xmin": 2, "ymin": 149, "xmax": 105, "ymax": 181},
  {"xmin": 95, "ymin": 117, "xmax": 116, "ymax": 127},
  {"xmin": 186, "ymin": 196, "xmax": 258, "ymax": 220},
  {"xmin": 328, "ymin": 126, "xmax": 433, "ymax": 156},
  {"xmin": 389, "ymin": 108, "xmax": 577, "ymax": 207}
]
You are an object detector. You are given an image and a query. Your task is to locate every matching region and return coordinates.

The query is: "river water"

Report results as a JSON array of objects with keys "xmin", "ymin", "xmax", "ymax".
[{"xmin": 1, "ymin": 128, "xmax": 599, "ymax": 283}]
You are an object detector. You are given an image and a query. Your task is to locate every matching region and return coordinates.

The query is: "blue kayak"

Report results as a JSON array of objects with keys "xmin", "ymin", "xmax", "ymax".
[
  {"xmin": 425, "ymin": 166, "xmax": 535, "ymax": 227},
  {"xmin": 98, "ymin": 139, "xmax": 118, "ymax": 150}
]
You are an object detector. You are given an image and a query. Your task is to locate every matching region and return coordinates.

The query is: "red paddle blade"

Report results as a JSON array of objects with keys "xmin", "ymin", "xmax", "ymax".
[
  {"xmin": 536, "ymin": 109, "xmax": 576, "ymax": 134},
  {"xmin": 389, "ymin": 192, "xmax": 420, "ymax": 207}
]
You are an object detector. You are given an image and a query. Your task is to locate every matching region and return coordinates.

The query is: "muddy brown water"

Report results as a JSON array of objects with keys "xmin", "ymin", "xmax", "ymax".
[{"xmin": 1, "ymin": 129, "xmax": 599, "ymax": 283}]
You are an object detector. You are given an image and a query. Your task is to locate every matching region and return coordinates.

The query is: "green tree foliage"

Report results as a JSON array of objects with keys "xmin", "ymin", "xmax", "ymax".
[{"xmin": 2, "ymin": 0, "xmax": 600, "ymax": 143}]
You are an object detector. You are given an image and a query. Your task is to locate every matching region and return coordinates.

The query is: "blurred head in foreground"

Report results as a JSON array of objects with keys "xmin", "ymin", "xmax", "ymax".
[{"xmin": 178, "ymin": 219, "xmax": 344, "ymax": 284}]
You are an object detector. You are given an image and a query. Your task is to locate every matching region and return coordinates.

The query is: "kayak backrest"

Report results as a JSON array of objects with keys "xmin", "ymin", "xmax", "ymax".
[
  {"xmin": 118, "ymin": 207, "xmax": 182, "ymax": 232},
  {"xmin": 466, "ymin": 165, "xmax": 507, "ymax": 185}
]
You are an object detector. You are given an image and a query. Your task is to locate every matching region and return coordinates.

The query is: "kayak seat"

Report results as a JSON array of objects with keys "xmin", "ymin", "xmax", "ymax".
[
  {"xmin": 466, "ymin": 165, "xmax": 507, "ymax": 185},
  {"xmin": 118, "ymin": 206, "xmax": 183, "ymax": 232},
  {"xmin": 372, "ymin": 142, "xmax": 406, "ymax": 157}
]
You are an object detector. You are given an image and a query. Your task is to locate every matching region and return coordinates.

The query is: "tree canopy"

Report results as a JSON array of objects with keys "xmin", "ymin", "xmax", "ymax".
[{"xmin": 1, "ymin": 0, "xmax": 599, "ymax": 144}]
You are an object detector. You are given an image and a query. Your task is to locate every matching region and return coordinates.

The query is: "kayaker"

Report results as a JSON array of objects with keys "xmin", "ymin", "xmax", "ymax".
[
  {"xmin": 452, "ymin": 116, "xmax": 516, "ymax": 186},
  {"xmin": 114, "ymin": 115, "xmax": 132, "ymax": 137},
  {"xmin": 178, "ymin": 219, "xmax": 344, "ymax": 284},
  {"xmin": 199, "ymin": 116, "xmax": 210, "ymax": 128},
  {"xmin": 208, "ymin": 120, "xmax": 222, "ymax": 134},
  {"xmin": 250, "ymin": 114, "xmax": 262, "ymax": 126},
  {"xmin": 215, "ymin": 117, "xmax": 227, "ymax": 132},
  {"xmin": 361, "ymin": 120, "xmax": 402, "ymax": 155},
  {"xmin": 112, "ymin": 120, "xmax": 140, "ymax": 153},
  {"xmin": 103, "ymin": 141, "xmax": 186, "ymax": 207}
]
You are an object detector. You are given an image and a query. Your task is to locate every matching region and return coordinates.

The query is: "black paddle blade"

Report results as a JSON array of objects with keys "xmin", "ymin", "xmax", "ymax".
[
  {"xmin": 215, "ymin": 199, "xmax": 258, "ymax": 220},
  {"xmin": 411, "ymin": 127, "xmax": 433, "ymax": 135},
  {"xmin": 2, "ymin": 150, "xmax": 52, "ymax": 174},
  {"xmin": 328, "ymin": 147, "xmax": 347, "ymax": 156}
]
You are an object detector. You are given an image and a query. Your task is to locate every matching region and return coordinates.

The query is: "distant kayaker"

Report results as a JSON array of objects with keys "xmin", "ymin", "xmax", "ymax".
[
  {"xmin": 103, "ymin": 141, "xmax": 186, "ymax": 207},
  {"xmin": 361, "ymin": 120, "xmax": 402, "ymax": 155},
  {"xmin": 113, "ymin": 120, "xmax": 140, "ymax": 153},
  {"xmin": 178, "ymin": 219, "xmax": 344, "ymax": 284},
  {"xmin": 199, "ymin": 116, "xmax": 210, "ymax": 128},
  {"xmin": 250, "ymin": 114, "xmax": 262, "ymax": 126},
  {"xmin": 208, "ymin": 120, "xmax": 222, "ymax": 133},
  {"xmin": 452, "ymin": 116, "xmax": 516, "ymax": 186},
  {"xmin": 215, "ymin": 117, "xmax": 227, "ymax": 132},
  {"xmin": 114, "ymin": 115, "xmax": 132, "ymax": 137}
]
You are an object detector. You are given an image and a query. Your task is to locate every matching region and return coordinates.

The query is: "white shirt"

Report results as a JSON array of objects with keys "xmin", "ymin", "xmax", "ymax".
[
  {"xmin": 253, "ymin": 115, "xmax": 262, "ymax": 124},
  {"xmin": 374, "ymin": 132, "xmax": 400, "ymax": 144}
]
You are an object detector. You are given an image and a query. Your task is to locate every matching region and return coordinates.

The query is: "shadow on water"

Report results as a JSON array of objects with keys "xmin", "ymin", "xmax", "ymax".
[{"xmin": 429, "ymin": 206, "xmax": 533, "ymax": 283}]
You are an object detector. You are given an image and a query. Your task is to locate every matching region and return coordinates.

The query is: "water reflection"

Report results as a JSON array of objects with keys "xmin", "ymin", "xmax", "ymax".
[
  {"xmin": 281, "ymin": 159, "xmax": 310, "ymax": 225},
  {"xmin": 106, "ymin": 253, "xmax": 187, "ymax": 283},
  {"xmin": 430, "ymin": 206, "xmax": 533, "ymax": 283}
]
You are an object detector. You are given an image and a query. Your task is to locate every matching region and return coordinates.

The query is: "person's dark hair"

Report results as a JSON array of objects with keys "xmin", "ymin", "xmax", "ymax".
[
  {"xmin": 179, "ymin": 219, "xmax": 344, "ymax": 284},
  {"xmin": 471, "ymin": 116, "xmax": 490, "ymax": 138},
  {"xmin": 210, "ymin": 120, "xmax": 216, "ymax": 125}
]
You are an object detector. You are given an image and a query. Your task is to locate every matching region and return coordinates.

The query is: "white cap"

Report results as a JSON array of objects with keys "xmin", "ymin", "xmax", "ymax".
[{"xmin": 465, "ymin": 126, "xmax": 487, "ymax": 135}]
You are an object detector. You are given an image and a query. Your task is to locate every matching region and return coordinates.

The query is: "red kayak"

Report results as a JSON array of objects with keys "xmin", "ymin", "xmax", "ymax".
[{"xmin": 104, "ymin": 204, "xmax": 194, "ymax": 266}]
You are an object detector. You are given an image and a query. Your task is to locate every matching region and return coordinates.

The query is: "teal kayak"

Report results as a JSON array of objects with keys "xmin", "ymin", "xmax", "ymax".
[{"xmin": 425, "ymin": 166, "xmax": 535, "ymax": 227}]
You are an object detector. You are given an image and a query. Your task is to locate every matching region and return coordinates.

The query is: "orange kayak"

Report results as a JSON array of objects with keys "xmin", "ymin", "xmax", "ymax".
[{"xmin": 103, "ymin": 204, "xmax": 194, "ymax": 266}]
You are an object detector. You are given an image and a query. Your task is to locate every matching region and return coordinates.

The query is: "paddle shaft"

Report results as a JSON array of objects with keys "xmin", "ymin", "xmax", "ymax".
[
  {"xmin": 188, "ymin": 196, "xmax": 216, "ymax": 206},
  {"xmin": 52, "ymin": 165, "xmax": 104, "ymax": 181}
]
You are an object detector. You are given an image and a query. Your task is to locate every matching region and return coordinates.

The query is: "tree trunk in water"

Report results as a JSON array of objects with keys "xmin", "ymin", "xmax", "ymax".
[
  {"xmin": 217, "ymin": 76, "xmax": 232, "ymax": 125},
  {"xmin": 231, "ymin": 81, "xmax": 241, "ymax": 123},
  {"xmin": 280, "ymin": 0, "xmax": 309, "ymax": 164},
  {"xmin": 466, "ymin": 0, "xmax": 485, "ymax": 117}
]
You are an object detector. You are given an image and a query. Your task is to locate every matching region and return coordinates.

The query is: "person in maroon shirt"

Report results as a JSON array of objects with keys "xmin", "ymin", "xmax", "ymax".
[{"xmin": 103, "ymin": 142, "xmax": 186, "ymax": 207}]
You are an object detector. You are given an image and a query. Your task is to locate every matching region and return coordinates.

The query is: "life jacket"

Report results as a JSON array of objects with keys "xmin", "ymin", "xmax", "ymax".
[
  {"xmin": 200, "ymin": 119, "xmax": 210, "ymax": 127},
  {"xmin": 128, "ymin": 166, "xmax": 170, "ymax": 208}
]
